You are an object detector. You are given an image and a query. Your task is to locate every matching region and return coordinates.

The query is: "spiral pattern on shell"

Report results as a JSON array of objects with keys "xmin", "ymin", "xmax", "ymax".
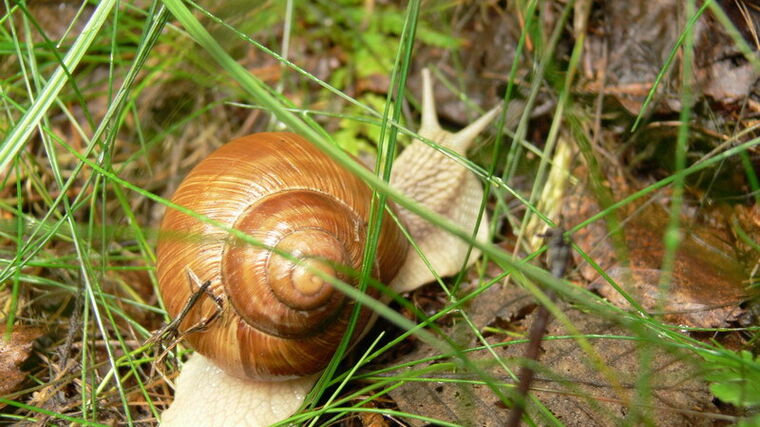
[{"xmin": 156, "ymin": 133, "xmax": 409, "ymax": 380}]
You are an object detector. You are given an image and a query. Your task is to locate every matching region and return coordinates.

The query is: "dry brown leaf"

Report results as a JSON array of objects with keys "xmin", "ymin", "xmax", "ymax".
[
  {"xmin": 564, "ymin": 188, "xmax": 750, "ymax": 328},
  {"xmin": 0, "ymin": 326, "xmax": 42, "ymax": 403},
  {"xmin": 359, "ymin": 410, "xmax": 390, "ymax": 427},
  {"xmin": 696, "ymin": 1, "xmax": 760, "ymax": 104},
  {"xmin": 527, "ymin": 307, "xmax": 718, "ymax": 426},
  {"xmin": 733, "ymin": 204, "xmax": 760, "ymax": 261},
  {"xmin": 385, "ymin": 289, "xmax": 718, "ymax": 426},
  {"xmin": 582, "ymin": 0, "xmax": 760, "ymax": 113}
]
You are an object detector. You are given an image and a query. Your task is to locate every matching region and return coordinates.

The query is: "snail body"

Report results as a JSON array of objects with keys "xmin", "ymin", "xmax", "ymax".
[
  {"xmin": 156, "ymin": 69, "xmax": 501, "ymax": 426},
  {"xmin": 390, "ymin": 69, "xmax": 500, "ymax": 291}
]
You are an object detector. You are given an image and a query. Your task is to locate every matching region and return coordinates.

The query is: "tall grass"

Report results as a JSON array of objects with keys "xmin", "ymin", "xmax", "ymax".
[{"xmin": 1, "ymin": 0, "xmax": 757, "ymax": 425}]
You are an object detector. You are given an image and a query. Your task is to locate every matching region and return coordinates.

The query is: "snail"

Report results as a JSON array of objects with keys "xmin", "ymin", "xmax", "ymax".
[{"xmin": 155, "ymin": 69, "xmax": 501, "ymax": 426}]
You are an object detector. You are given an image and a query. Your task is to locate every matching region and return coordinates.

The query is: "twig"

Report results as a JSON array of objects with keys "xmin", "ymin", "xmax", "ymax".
[
  {"xmin": 506, "ymin": 227, "xmax": 571, "ymax": 427},
  {"xmin": 145, "ymin": 268, "xmax": 223, "ymax": 374}
]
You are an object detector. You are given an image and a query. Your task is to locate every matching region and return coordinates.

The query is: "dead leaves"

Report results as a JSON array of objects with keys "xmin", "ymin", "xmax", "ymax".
[
  {"xmin": 381, "ymin": 170, "xmax": 755, "ymax": 425},
  {"xmin": 565, "ymin": 188, "xmax": 753, "ymax": 329},
  {"xmin": 0, "ymin": 326, "xmax": 41, "ymax": 404},
  {"xmin": 582, "ymin": 0, "xmax": 760, "ymax": 113},
  {"xmin": 385, "ymin": 285, "xmax": 720, "ymax": 426}
]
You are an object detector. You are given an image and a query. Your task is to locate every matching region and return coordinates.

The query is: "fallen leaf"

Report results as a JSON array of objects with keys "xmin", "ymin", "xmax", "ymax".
[
  {"xmin": 385, "ymin": 294, "xmax": 718, "ymax": 426},
  {"xmin": 565, "ymin": 188, "xmax": 750, "ymax": 328},
  {"xmin": 582, "ymin": 0, "xmax": 760, "ymax": 113},
  {"xmin": 0, "ymin": 326, "xmax": 42, "ymax": 403}
]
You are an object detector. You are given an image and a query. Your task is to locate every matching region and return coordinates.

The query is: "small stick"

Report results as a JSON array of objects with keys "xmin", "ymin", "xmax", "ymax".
[
  {"xmin": 506, "ymin": 227, "xmax": 571, "ymax": 427},
  {"xmin": 146, "ymin": 268, "xmax": 223, "ymax": 372}
]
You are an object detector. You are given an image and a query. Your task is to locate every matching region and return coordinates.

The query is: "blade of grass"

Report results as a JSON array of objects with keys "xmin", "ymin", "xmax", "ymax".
[
  {"xmin": 0, "ymin": 0, "xmax": 117, "ymax": 175},
  {"xmin": 630, "ymin": 0, "xmax": 710, "ymax": 132}
]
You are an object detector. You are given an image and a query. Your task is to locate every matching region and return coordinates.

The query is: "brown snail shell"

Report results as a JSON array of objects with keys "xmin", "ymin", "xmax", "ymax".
[{"xmin": 156, "ymin": 132, "xmax": 409, "ymax": 381}]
